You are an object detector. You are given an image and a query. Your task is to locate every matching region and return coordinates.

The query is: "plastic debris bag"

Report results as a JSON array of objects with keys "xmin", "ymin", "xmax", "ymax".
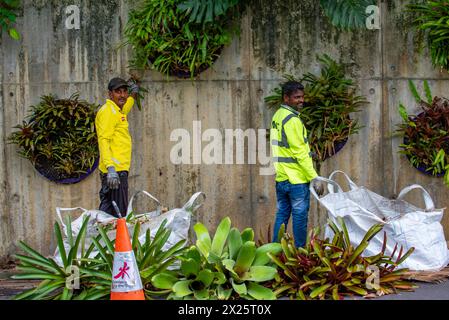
[
  {"xmin": 53, "ymin": 191, "xmax": 205, "ymax": 267},
  {"xmin": 310, "ymin": 170, "xmax": 449, "ymax": 271}
]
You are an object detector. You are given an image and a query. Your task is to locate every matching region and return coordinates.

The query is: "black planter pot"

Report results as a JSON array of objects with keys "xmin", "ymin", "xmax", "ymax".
[
  {"xmin": 322, "ymin": 138, "xmax": 348, "ymax": 161},
  {"xmin": 149, "ymin": 46, "xmax": 224, "ymax": 79},
  {"xmin": 403, "ymin": 135, "xmax": 446, "ymax": 178},
  {"xmin": 34, "ymin": 157, "xmax": 99, "ymax": 184}
]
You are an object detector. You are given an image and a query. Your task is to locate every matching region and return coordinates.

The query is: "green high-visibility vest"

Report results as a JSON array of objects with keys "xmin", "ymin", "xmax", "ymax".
[{"xmin": 270, "ymin": 104, "xmax": 318, "ymax": 184}]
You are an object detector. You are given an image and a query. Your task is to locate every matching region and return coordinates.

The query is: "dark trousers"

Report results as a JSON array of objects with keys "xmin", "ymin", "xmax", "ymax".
[{"xmin": 99, "ymin": 171, "xmax": 129, "ymax": 218}]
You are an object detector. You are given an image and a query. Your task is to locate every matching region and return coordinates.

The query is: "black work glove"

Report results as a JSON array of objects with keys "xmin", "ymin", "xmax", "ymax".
[{"xmin": 107, "ymin": 166, "xmax": 120, "ymax": 190}]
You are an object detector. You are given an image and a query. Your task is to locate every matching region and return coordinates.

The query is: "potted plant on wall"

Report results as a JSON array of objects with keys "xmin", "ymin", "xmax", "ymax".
[
  {"xmin": 407, "ymin": 1, "xmax": 449, "ymax": 71},
  {"xmin": 8, "ymin": 93, "xmax": 99, "ymax": 184},
  {"xmin": 264, "ymin": 55, "xmax": 368, "ymax": 171},
  {"xmin": 124, "ymin": 0, "xmax": 242, "ymax": 78},
  {"xmin": 396, "ymin": 81, "xmax": 449, "ymax": 187}
]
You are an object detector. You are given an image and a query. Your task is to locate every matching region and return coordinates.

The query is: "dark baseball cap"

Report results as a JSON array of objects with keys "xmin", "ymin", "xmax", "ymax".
[{"xmin": 108, "ymin": 77, "xmax": 128, "ymax": 91}]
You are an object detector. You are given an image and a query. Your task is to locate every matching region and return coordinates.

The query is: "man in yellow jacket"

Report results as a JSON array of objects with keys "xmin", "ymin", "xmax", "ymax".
[
  {"xmin": 270, "ymin": 81, "xmax": 322, "ymax": 247},
  {"xmin": 95, "ymin": 77, "xmax": 140, "ymax": 217}
]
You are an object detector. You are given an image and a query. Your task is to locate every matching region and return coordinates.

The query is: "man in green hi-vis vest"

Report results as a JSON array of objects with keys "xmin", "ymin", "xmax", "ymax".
[{"xmin": 270, "ymin": 81, "xmax": 323, "ymax": 248}]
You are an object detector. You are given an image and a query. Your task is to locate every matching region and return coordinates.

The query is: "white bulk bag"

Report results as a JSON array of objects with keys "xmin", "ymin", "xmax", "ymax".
[{"xmin": 310, "ymin": 170, "xmax": 449, "ymax": 271}]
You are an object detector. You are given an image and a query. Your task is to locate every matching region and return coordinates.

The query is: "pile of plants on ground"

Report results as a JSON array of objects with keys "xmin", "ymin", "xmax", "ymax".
[
  {"xmin": 124, "ymin": 0, "xmax": 242, "ymax": 78},
  {"xmin": 12, "ymin": 214, "xmax": 417, "ymax": 300},
  {"xmin": 397, "ymin": 80, "xmax": 449, "ymax": 187},
  {"xmin": 7, "ymin": 93, "xmax": 99, "ymax": 184},
  {"xmin": 265, "ymin": 54, "xmax": 367, "ymax": 170}
]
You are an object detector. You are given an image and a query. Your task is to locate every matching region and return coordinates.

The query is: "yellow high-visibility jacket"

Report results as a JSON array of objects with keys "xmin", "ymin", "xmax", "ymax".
[
  {"xmin": 270, "ymin": 104, "xmax": 318, "ymax": 184},
  {"xmin": 95, "ymin": 97, "xmax": 134, "ymax": 173}
]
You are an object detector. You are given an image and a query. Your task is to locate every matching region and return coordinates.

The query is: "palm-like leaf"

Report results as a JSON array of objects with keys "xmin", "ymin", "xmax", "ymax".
[
  {"xmin": 178, "ymin": 0, "xmax": 240, "ymax": 25},
  {"xmin": 320, "ymin": 0, "xmax": 377, "ymax": 30}
]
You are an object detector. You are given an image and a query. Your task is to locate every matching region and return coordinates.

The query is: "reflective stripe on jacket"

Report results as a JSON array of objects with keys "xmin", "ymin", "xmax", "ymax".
[
  {"xmin": 96, "ymin": 97, "xmax": 134, "ymax": 173},
  {"xmin": 270, "ymin": 104, "xmax": 318, "ymax": 184}
]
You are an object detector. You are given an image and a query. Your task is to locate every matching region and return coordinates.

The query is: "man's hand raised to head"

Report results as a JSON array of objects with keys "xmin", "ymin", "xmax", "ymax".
[{"xmin": 128, "ymin": 81, "xmax": 140, "ymax": 99}]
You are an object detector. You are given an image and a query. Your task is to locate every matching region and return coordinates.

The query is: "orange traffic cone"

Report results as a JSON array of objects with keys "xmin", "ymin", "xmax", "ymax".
[{"xmin": 110, "ymin": 217, "xmax": 145, "ymax": 300}]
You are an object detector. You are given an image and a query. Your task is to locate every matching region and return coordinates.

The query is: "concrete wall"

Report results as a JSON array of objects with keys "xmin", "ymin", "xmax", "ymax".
[{"xmin": 1, "ymin": 0, "xmax": 448, "ymax": 260}]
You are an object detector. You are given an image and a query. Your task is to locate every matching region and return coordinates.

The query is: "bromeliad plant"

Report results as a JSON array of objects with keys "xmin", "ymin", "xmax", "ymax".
[
  {"xmin": 151, "ymin": 217, "xmax": 282, "ymax": 300},
  {"xmin": 12, "ymin": 215, "xmax": 187, "ymax": 300},
  {"xmin": 7, "ymin": 93, "xmax": 99, "ymax": 183},
  {"xmin": 397, "ymin": 80, "xmax": 449, "ymax": 187},
  {"xmin": 124, "ymin": 0, "xmax": 241, "ymax": 78},
  {"xmin": 269, "ymin": 219, "xmax": 416, "ymax": 300},
  {"xmin": 407, "ymin": 1, "xmax": 449, "ymax": 71},
  {"xmin": 13, "ymin": 216, "xmax": 110, "ymax": 300},
  {"xmin": 265, "ymin": 55, "xmax": 367, "ymax": 170}
]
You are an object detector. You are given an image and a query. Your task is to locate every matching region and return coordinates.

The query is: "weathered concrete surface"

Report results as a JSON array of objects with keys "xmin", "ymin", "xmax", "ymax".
[{"xmin": 1, "ymin": 0, "xmax": 449, "ymax": 261}]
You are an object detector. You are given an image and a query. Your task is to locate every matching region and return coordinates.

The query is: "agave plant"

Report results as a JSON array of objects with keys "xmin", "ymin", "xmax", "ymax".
[
  {"xmin": 12, "ymin": 216, "xmax": 186, "ymax": 300},
  {"xmin": 151, "ymin": 217, "xmax": 282, "ymax": 300},
  {"xmin": 265, "ymin": 54, "xmax": 367, "ymax": 170},
  {"xmin": 268, "ymin": 218, "xmax": 416, "ymax": 300},
  {"xmin": 397, "ymin": 80, "xmax": 449, "ymax": 186}
]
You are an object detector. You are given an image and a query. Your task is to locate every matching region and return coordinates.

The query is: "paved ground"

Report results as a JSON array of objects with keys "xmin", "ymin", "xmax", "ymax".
[
  {"xmin": 0, "ymin": 269, "xmax": 40, "ymax": 300},
  {"xmin": 1, "ymin": 268, "xmax": 448, "ymax": 300},
  {"xmin": 346, "ymin": 281, "xmax": 449, "ymax": 300}
]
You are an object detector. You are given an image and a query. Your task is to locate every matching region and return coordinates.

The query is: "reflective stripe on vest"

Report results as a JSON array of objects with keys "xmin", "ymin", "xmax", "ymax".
[
  {"xmin": 272, "ymin": 108, "xmax": 309, "ymax": 150},
  {"xmin": 271, "ymin": 113, "xmax": 296, "ymax": 148},
  {"xmin": 273, "ymin": 157, "xmax": 297, "ymax": 163}
]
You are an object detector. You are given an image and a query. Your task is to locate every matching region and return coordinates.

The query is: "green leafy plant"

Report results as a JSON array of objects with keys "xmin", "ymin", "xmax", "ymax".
[
  {"xmin": 269, "ymin": 219, "xmax": 416, "ymax": 300},
  {"xmin": 407, "ymin": 1, "xmax": 449, "ymax": 71},
  {"xmin": 177, "ymin": 0, "xmax": 240, "ymax": 25},
  {"xmin": 124, "ymin": 0, "xmax": 239, "ymax": 78},
  {"xmin": 12, "ymin": 216, "xmax": 187, "ymax": 300},
  {"xmin": 319, "ymin": 0, "xmax": 377, "ymax": 30},
  {"xmin": 12, "ymin": 216, "xmax": 111, "ymax": 300},
  {"xmin": 0, "ymin": 0, "xmax": 21, "ymax": 40},
  {"xmin": 397, "ymin": 80, "xmax": 449, "ymax": 186},
  {"xmin": 151, "ymin": 217, "xmax": 282, "ymax": 300},
  {"xmin": 265, "ymin": 54, "xmax": 367, "ymax": 170},
  {"xmin": 7, "ymin": 93, "xmax": 99, "ymax": 183}
]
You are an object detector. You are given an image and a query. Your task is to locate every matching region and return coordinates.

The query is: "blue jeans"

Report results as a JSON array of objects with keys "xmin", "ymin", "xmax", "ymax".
[{"xmin": 272, "ymin": 180, "xmax": 310, "ymax": 248}]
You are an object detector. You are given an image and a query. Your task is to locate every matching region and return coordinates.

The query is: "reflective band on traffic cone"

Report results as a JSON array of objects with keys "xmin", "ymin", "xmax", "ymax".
[{"xmin": 110, "ymin": 218, "xmax": 145, "ymax": 300}]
